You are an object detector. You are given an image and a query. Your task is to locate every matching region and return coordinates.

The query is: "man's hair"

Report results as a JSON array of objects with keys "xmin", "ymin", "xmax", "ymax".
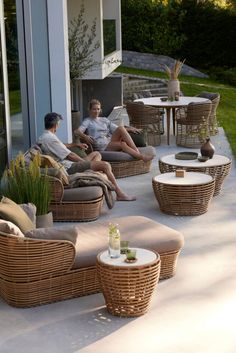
[{"xmin": 44, "ymin": 112, "xmax": 63, "ymax": 129}]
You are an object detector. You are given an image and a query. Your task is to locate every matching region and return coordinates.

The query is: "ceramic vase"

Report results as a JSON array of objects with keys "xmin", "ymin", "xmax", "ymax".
[
  {"xmin": 200, "ymin": 137, "xmax": 215, "ymax": 159},
  {"xmin": 167, "ymin": 79, "xmax": 180, "ymax": 101},
  {"xmin": 36, "ymin": 211, "xmax": 53, "ymax": 228}
]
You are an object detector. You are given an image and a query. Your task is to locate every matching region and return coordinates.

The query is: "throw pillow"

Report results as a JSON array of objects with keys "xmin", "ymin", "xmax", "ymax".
[
  {"xmin": 40, "ymin": 155, "xmax": 69, "ymax": 185},
  {"xmin": 0, "ymin": 197, "xmax": 35, "ymax": 233},
  {"xmin": 0, "ymin": 219, "xmax": 25, "ymax": 237},
  {"xmin": 129, "ymin": 131, "xmax": 147, "ymax": 147},
  {"xmin": 20, "ymin": 203, "xmax": 37, "ymax": 225},
  {"xmin": 25, "ymin": 225, "xmax": 79, "ymax": 245}
]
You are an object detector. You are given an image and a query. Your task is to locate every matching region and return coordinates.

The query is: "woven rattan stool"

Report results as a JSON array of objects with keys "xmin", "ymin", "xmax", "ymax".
[
  {"xmin": 159, "ymin": 154, "xmax": 231, "ymax": 196},
  {"xmin": 152, "ymin": 172, "xmax": 215, "ymax": 216},
  {"xmin": 97, "ymin": 248, "xmax": 160, "ymax": 317}
]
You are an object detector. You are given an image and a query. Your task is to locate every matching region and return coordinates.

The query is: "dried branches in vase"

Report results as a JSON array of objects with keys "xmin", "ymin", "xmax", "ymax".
[{"xmin": 163, "ymin": 59, "xmax": 185, "ymax": 80}]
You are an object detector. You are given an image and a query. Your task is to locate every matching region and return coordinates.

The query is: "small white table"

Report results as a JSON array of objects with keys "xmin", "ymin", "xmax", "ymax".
[
  {"xmin": 159, "ymin": 154, "xmax": 232, "ymax": 196},
  {"xmin": 135, "ymin": 96, "xmax": 209, "ymax": 145},
  {"xmin": 96, "ymin": 248, "xmax": 160, "ymax": 317},
  {"xmin": 152, "ymin": 172, "xmax": 215, "ymax": 216}
]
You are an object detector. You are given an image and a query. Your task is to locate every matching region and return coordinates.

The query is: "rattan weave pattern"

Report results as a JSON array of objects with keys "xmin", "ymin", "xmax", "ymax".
[
  {"xmin": 159, "ymin": 160, "xmax": 231, "ymax": 196},
  {"xmin": 49, "ymin": 196, "xmax": 103, "ymax": 222},
  {"xmin": 96, "ymin": 252, "xmax": 160, "ymax": 317},
  {"xmin": 152, "ymin": 177, "xmax": 215, "ymax": 216},
  {"xmin": 110, "ymin": 159, "xmax": 152, "ymax": 178},
  {"xmin": 0, "ymin": 233, "xmax": 100, "ymax": 307}
]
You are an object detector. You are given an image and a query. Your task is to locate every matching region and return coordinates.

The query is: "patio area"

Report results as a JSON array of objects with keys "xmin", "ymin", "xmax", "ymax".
[{"xmin": 0, "ymin": 126, "xmax": 235, "ymax": 353}]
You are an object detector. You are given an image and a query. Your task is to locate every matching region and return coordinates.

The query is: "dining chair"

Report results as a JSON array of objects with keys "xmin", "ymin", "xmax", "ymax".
[
  {"xmin": 126, "ymin": 101, "xmax": 162, "ymax": 146},
  {"xmin": 176, "ymin": 101, "xmax": 212, "ymax": 148},
  {"xmin": 197, "ymin": 92, "xmax": 220, "ymax": 135}
]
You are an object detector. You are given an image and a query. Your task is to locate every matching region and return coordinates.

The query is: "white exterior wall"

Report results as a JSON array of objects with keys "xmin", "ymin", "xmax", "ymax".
[{"xmin": 67, "ymin": 0, "xmax": 121, "ymax": 80}]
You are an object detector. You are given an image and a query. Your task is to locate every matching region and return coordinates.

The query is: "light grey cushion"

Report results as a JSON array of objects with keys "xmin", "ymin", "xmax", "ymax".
[
  {"xmin": 72, "ymin": 216, "xmax": 184, "ymax": 269},
  {"xmin": 0, "ymin": 219, "xmax": 25, "ymax": 237},
  {"xmin": 25, "ymin": 225, "xmax": 79, "ymax": 245},
  {"xmin": 63, "ymin": 186, "xmax": 103, "ymax": 202},
  {"xmin": 20, "ymin": 203, "xmax": 37, "ymax": 225},
  {"xmin": 101, "ymin": 146, "xmax": 156, "ymax": 162},
  {"xmin": 0, "ymin": 197, "xmax": 35, "ymax": 233}
]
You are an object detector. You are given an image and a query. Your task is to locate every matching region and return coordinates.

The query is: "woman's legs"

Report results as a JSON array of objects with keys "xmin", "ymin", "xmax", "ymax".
[
  {"xmin": 90, "ymin": 160, "xmax": 136, "ymax": 201},
  {"xmin": 106, "ymin": 127, "xmax": 153, "ymax": 162},
  {"xmin": 85, "ymin": 151, "xmax": 102, "ymax": 162}
]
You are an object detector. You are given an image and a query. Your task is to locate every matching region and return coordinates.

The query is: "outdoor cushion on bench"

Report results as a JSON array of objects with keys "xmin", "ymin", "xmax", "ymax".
[
  {"xmin": 0, "ymin": 215, "xmax": 184, "ymax": 307},
  {"xmin": 100, "ymin": 146, "xmax": 156, "ymax": 178}
]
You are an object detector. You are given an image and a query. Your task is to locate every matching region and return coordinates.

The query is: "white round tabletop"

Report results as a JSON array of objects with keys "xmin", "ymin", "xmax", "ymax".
[
  {"xmin": 160, "ymin": 154, "xmax": 231, "ymax": 167},
  {"xmin": 98, "ymin": 248, "xmax": 158, "ymax": 267},
  {"xmin": 153, "ymin": 172, "xmax": 213, "ymax": 185},
  {"xmin": 135, "ymin": 96, "xmax": 209, "ymax": 108}
]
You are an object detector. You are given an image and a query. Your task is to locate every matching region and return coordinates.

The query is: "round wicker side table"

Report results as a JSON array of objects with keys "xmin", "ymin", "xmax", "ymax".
[
  {"xmin": 96, "ymin": 248, "xmax": 160, "ymax": 317},
  {"xmin": 159, "ymin": 154, "xmax": 231, "ymax": 196},
  {"xmin": 152, "ymin": 172, "xmax": 215, "ymax": 216}
]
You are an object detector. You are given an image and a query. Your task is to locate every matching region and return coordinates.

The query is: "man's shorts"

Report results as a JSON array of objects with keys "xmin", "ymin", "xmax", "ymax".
[{"xmin": 67, "ymin": 160, "xmax": 91, "ymax": 174}]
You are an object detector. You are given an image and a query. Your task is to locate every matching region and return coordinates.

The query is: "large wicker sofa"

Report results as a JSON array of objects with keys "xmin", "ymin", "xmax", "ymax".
[{"xmin": 0, "ymin": 215, "xmax": 184, "ymax": 308}]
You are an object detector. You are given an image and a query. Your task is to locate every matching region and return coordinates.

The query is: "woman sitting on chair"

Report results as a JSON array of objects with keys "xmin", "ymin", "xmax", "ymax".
[{"xmin": 74, "ymin": 99, "xmax": 154, "ymax": 162}]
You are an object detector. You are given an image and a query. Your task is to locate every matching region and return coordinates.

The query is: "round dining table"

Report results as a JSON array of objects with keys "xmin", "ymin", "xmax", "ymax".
[{"xmin": 134, "ymin": 96, "xmax": 210, "ymax": 145}]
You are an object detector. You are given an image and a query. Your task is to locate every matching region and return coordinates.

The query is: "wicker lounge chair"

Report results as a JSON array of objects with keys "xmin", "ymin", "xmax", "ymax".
[
  {"xmin": 197, "ymin": 92, "xmax": 220, "ymax": 136},
  {"xmin": 0, "ymin": 215, "xmax": 184, "ymax": 307},
  {"xmin": 176, "ymin": 101, "xmax": 212, "ymax": 148},
  {"xmin": 126, "ymin": 101, "xmax": 162, "ymax": 146}
]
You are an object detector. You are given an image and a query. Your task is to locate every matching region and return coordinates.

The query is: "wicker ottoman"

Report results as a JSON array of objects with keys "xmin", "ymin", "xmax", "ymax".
[
  {"xmin": 152, "ymin": 172, "xmax": 215, "ymax": 216},
  {"xmin": 159, "ymin": 154, "xmax": 231, "ymax": 196},
  {"xmin": 97, "ymin": 248, "xmax": 160, "ymax": 317}
]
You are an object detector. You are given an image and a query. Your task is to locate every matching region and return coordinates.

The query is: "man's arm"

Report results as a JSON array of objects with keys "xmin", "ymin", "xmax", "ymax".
[{"xmin": 66, "ymin": 151, "xmax": 84, "ymax": 162}]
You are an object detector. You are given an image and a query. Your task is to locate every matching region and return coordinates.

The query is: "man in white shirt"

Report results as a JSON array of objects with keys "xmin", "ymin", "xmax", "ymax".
[{"xmin": 38, "ymin": 112, "xmax": 136, "ymax": 201}]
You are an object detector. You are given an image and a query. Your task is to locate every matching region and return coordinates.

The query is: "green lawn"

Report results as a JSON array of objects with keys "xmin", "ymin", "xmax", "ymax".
[
  {"xmin": 116, "ymin": 66, "xmax": 236, "ymax": 157},
  {"xmin": 9, "ymin": 90, "xmax": 21, "ymax": 115}
]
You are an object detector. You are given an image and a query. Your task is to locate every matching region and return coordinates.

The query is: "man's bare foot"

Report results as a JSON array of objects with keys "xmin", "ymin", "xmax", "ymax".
[
  {"xmin": 116, "ymin": 194, "xmax": 137, "ymax": 201},
  {"xmin": 142, "ymin": 154, "xmax": 154, "ymax": 162}
]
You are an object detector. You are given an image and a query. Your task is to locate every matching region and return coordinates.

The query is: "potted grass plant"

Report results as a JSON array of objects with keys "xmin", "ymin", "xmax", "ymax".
[
  {"xmin": 0, "ymin": 152, "xmax": 53, "ymax": 227},
  {"xmin": 163, "ymin": 59, "xmax": 185, "ymax": 100}
]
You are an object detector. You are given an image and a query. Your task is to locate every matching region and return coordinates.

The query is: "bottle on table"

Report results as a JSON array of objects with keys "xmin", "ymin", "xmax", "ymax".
[{"xmin": 108, "ymin": 223, "xmax": 120, "ymax": 258}]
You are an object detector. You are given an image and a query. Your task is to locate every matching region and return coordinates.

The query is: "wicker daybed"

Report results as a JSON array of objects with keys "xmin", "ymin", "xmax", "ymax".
[{"xmin": 0, "ymin": 216, "xmax": 184, "ymax": 308}]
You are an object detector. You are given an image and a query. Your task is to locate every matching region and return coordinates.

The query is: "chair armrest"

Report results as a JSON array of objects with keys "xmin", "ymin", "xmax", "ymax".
[{"xmin": 48, "ymin": 175, "xmax": 64, "ymax": 202}]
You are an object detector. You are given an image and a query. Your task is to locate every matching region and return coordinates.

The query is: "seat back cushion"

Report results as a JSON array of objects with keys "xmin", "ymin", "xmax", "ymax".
[
  {"xmin": 0, "ymin": 197, "xmax": 35, "ymax": 233},
  {"xmin": 25, "ymin": 225, "xmax": 79, "ymax": 245}
]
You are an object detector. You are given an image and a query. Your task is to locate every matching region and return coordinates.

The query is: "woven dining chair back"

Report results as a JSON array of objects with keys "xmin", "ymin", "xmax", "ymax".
[
  {"xmin": 176, "ymin": 101, "xmax": 212, "ymax": 148},
  {"xmin": 126, "ymin": 101, "xmax": 162, "ymax": 146},
  {"xmin": 197, "ymin": 92, "xmax": 220, "ymax": 135}
]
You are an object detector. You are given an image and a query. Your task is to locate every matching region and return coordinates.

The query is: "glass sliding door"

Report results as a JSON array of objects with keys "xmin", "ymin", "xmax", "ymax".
[
  {"xmin": 4, "ymin": 0, "xmax": 24, "ymax": 157},
  {"xmin": 0, "ymin": 2, "xmax": 9, "ymax": 176}
]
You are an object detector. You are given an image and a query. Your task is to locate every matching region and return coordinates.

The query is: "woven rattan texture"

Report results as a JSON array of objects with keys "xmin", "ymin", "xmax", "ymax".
[
  {"xmin": 126, "ymin": 102, "xmax": 162, "ymax": 146},
  {"xmin": 96, "ymin": 253, "xmax": 160, "ymax": 317},
  {"xmin": 176, "ymin": 101, "xmax": 212, "ymax": 148},
  {"xmin": 152, "ymin": 177, "xmax": 215, "ymax": 216},
  {"xmin": 49, "ymin": 196, "xmax": 103, "ymax": 222},
  {"xmin": 0, "ymin": 233, "xmax": 100, "ymax": 307},
  {"xmin": 159, "ymin": 160, "xmax": 231, "ymax": 196},
  {"xmin": 197, "ymin": 92, "xmax": 220, "ymax": 136},
  {"xmin": 110, "ymin": 159, "xmax": 151, "ymax": 178}
]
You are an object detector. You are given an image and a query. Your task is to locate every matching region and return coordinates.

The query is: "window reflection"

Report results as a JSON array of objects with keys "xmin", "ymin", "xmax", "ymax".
[{"xmin": 4, "ymin": 0, "xmax": 24, "ymax": 156}]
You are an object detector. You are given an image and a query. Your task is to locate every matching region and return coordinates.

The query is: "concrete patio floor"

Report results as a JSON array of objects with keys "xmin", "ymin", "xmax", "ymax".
[{"xmin": 0, "ymin": 127, "xmax": 235, "ymax": 353}]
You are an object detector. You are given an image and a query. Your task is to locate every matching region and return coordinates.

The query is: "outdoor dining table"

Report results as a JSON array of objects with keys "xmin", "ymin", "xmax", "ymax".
[{"xmin": 134, "ymin": 96, "xmax": 210, "ymax": 145}]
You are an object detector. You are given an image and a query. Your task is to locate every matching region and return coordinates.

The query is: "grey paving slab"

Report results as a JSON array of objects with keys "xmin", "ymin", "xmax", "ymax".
[{"xmin": 0, "ymin": 126, "xmax": 235, "ymax": 353}]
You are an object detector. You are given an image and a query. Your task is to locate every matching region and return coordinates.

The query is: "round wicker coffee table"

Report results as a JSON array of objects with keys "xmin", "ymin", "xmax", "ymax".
[
  {"xmin": 152, "ymin": 172, "xmax": 215, "ymax": 216},
  {"xmin": 159, "ymin": 154, "xmax": 231, "ymax": 196},
  {"xmin": 96, "ymin": 248, "xmax": 160, "ymax": 317}
]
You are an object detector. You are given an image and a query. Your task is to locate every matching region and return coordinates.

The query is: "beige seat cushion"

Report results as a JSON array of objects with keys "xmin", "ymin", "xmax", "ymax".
[
  {"xmin": 63, "ymin": 186, "xmax": 103, "ymax": 202},
  {"xmin": 101, "ymin": 146, "xmax": 156, "ymax": 162},
  {"xmin": 72, "ymin": 216, "xmax": 184, "ymax": 269}
]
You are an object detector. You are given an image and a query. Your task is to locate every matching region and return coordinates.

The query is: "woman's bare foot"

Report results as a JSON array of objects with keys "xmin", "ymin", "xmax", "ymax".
[
  {"xmin": 142, "ymin": 154, "xmax": 155, "ymax": 162},
  {"xmin": 116, "ymin": 193, "xmax": 137, "ymax": 201}
]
